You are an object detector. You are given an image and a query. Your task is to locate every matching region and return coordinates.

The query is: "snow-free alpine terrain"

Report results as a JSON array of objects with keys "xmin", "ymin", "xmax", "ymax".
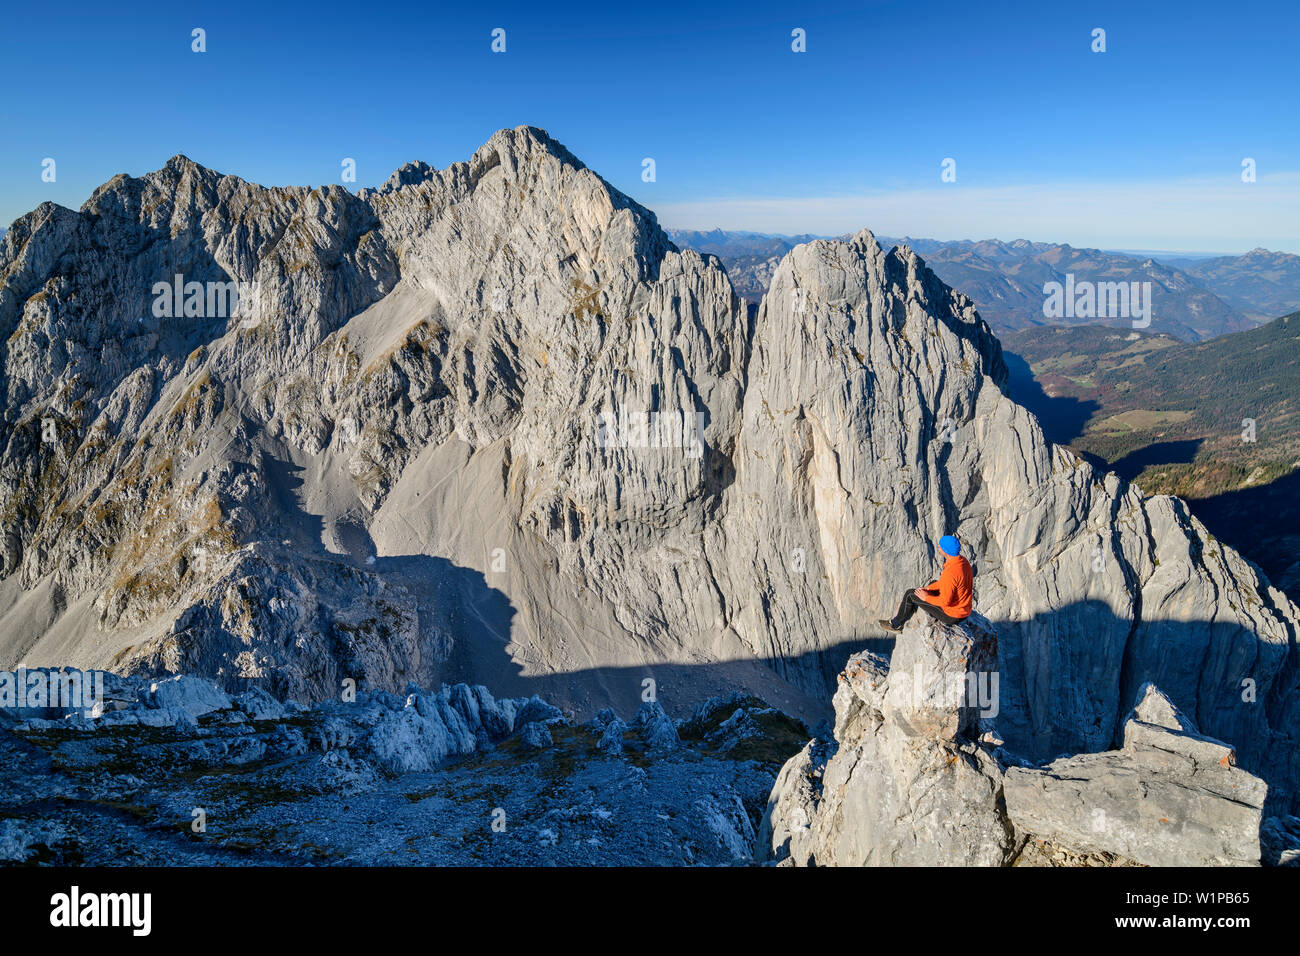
[{"xmin": 2, "ymin": 128, "xmax": 1299, "ymax": 864}]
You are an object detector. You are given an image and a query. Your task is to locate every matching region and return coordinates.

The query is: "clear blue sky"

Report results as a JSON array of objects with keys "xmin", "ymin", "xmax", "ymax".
[{"xmin": 3, "ymin": 0, "xmax": 1298, "ymax": 251}]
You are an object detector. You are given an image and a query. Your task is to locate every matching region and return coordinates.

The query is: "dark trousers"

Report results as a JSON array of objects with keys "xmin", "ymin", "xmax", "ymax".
[{"xmin": 892, "ymin": 588, "xmax": 963, "ymax": 628}]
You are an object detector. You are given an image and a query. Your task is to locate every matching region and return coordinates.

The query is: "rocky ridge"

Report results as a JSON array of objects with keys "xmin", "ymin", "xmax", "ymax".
[{"xmin": 761, "ymin": 615, "xmax": 1282, "ymax": 867}]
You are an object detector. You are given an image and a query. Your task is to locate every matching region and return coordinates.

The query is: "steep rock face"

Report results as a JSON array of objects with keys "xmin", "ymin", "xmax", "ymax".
[
  {"xmin": 0, "ymin": 128, "xmax": 753, "ymax": 712},
  {"xmin": 1, "ymin": 127, "xmax": 1298, "ymax": 809},
  {"xmin": 721, "ymin": 234, "xmax": 1300, "ymax": 808}
]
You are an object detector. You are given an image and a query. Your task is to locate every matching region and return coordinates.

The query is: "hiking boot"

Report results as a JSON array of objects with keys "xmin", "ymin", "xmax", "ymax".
[{"xmin": 878, "ymin": 619, "xmax": 902, "ymax": 633}]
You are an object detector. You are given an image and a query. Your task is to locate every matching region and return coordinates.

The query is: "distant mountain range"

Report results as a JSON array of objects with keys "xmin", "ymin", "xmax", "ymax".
[
  {"xmin": 665, "ymin": 229, "xmax": 793, "ymax": 303},
  {"xmin": 669, "ymin": 229, "xmax": 1300, "ymax": 342},
  {"xmin": 665, "ymin": 229, "xmax": 820, "ymax": 302},
  {"xmin": 663, "ymin": 228, "xmax": 821, "ymax": 259},
  {"xmin": 1165, "ymin": 248, "xmax": 1300, "ymax": 321},
  {"xmin": 876, "ymin": 237, "xmax": 1256, "ymax": 340}
]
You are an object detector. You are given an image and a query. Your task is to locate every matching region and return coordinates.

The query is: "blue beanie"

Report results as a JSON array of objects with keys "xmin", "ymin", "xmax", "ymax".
[{"xmin": 939, "ymin": 535, "xmax": 961, "ymax": 557}]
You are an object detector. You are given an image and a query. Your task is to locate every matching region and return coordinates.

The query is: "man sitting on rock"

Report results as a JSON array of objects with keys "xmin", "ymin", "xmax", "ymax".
[{"xmin": 878, "ymin": 535, "xmax": 973, "ymax": 633}]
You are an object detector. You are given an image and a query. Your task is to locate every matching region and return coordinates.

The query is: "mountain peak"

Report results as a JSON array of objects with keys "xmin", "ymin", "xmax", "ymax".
[
  {"xmin": 159, "ymin": 153, "xmax": 216, "ymax": 178},
  {"xmin": 380, "ymin": 159, "xmax": 436, "ymax": 191},
  {"xmin": 373, "ymin": 126, "xmax": 596, "ymax": 201},
  {"xmin": 469, "ymin": 125, "xmax": 586, "ymax": 173}
]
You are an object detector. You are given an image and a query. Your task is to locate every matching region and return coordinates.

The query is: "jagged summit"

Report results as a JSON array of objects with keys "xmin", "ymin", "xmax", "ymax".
[
  {"xmin": 483, "ymin": 124, "xmax": 589, "ymax": 168},
  {"xmin": 1, "ymin": 128, "xmax": 1298, "ymax": 819},
  {"xmin": 16, "ymin": 127, "xmax": 612, "ymax": 236},
  {"xmin": 381, "ymin": 159, "xmax": 436, "ymax": 192},
  {"xmin": 371, "ymin": 126, "xmax": 586, "ymax": 193},
  {"xmin": 163, "ymin": 153, "xmax": 203, "ymax": 171}
]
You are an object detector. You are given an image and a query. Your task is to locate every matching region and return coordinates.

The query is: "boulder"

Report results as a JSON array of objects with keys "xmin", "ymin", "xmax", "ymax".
[
  {"xmin": 634, "ymin": 701, "xmax": 679, "ymax": 752},
  {"xmin": 589, "ymin": 709, "xmax": 627, "ymax": 755},
  {"xmin": 763, "ymin": 622, "xmax": 1270, "ymax": 866},
  {"xmin": 1003, "ymin": 683, "xmax": 1266, "ymax": 866},
  {"xmin": 363, "ymin": 690, "xmax": 479, "ymax": 773},
  {"xmin": 234, "ymin": 686, "xmax": 287, "ymax": 722},
  {"xmin": 516, "ymin": 696, "xmax": 565, "ymax": 727},
  {"xmin": 147, "ymin": 675, "xmax": 231, "ymax": 718},
  {"xmin": 520, "ymin": 721, "xmax": 553, "ymax": 750}
]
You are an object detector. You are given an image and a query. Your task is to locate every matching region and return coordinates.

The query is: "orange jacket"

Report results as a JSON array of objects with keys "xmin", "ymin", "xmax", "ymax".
[{"xmin": 924, "ymin": 555, "xmax": 973, "ymax": 618}]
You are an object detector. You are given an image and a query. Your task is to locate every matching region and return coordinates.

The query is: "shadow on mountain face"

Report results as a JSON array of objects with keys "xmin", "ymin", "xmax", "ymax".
[
  {"xmin": 1109, "ymin": 438, "xmax": 1203, "ymax": 481},
  {"xmin": 985, "ymin": 598, "xmax": 1298, "ymax": 816},
  {"xmin": 368, "ymin": 551, "xmax": 518, "ymax": 685},
  {"xmin": 259, "ymin": 453, "xmax": 325, "ymax": 551},
  {"xmin": 162, "ymin": 476, "xmax": 1300, "ymax": 823},
  {"xmin": 836, "ymin": 597, "xmax": 1296, "ymax": 818},
  {"xmin": 1191, "ymin": 468, "xmax": 1300, "ymax": 601},
  {"xmin": 998, "ymin": 343, "xmax": 1295, "ymax": 601},
  {"xmin": 330, "ymin": 581, "xmax": 1299, "ymax": 814},
  {"xmin": 240, "ymin": 451, "xmax": 1298, "ymax": 814},
  {"xmin": 1002, "ymin": 350, "xmax": 1099, "ymax": 445}
]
